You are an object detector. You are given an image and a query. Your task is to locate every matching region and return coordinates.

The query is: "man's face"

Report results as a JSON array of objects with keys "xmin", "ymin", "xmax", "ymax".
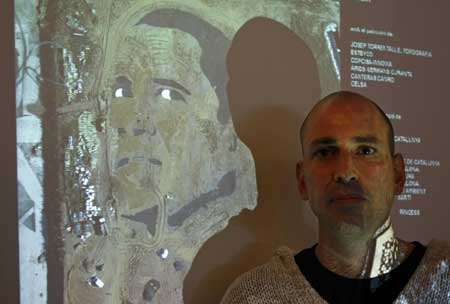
[{"xmin": 297, "ymin": 97, "xmax": 405, "ymax": 235}]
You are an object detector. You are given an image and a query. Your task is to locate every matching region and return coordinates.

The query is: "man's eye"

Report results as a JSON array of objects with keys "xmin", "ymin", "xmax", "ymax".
[
  {"xmin": 358, "ymin": 146, "xmax": 377, "ymax": 155},
  {"xmin": 313, "ymin": 148, "xmax": 336, "ymax": 159},
  {"xmin": 155, "ymin": 88, "xmax": 186, "ymax": 103}
]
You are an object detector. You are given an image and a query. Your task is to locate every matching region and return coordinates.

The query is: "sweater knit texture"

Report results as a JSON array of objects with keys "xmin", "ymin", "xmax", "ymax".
[{"xmin": 220, "ymin": 239, "xmax": 450, "ymax": 304}]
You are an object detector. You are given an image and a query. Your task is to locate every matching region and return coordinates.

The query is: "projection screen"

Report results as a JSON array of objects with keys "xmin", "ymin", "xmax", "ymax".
[{"xmin": 14, "ymin": 0, "xmax": 449, "ymax": 303}]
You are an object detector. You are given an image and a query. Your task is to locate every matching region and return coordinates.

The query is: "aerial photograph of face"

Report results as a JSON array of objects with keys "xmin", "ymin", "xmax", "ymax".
[{"xmin": 65, "ymin": 7, "xmax": 258, "ymax": 304}]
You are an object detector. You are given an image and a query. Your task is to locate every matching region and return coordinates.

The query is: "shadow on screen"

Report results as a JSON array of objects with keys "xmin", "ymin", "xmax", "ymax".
[{"xmin": 184, "ymin": 17, "xmax": 321, "ymax": 304}]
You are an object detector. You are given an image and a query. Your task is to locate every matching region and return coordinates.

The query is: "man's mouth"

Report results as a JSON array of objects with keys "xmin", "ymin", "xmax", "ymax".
[{"xmin": 329, "ymin": 193, "xmax": 367, "ymax": 204}]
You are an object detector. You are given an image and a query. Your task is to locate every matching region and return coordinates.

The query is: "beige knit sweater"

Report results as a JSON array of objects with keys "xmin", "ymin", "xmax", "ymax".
[{"xmin": 220, "ymin": 240, "xmax": 450, "ymax": 304}]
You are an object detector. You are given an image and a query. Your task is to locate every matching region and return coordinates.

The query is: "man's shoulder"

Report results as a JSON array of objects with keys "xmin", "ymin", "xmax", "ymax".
[
  {"xmin": 231, "ymin": 247, "xmax": 296, "ymax": 283},
  {"xmin": 420, "ymin": 239, "xmax": 450, "ymax": 275},
  {"xmin": 220, "ymin": 246, "xmax": 324, "ymax": 304},
  {"xmin": 396, "ymin": 239, "xmax": 450, "ymax": 303},
  {"xmin": 420, "ymin": 238, "xmax": 450, "ymax": 269},
  {"xmin": 220, "ymin": 247, "xmax": 295, "ymax": 301},
  {"xmin": 403, "ymin": 239, "xmax": 450, "ymax": 281}
]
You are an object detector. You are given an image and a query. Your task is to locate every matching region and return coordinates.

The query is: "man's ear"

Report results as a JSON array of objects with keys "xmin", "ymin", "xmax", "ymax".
[
  {"xmin": 393, "ymin": 153, "xmax": 406, "ymax": 195},
  {"xmin": 296, "ymin": 161, "xmax": 309, "ymax": 201}
]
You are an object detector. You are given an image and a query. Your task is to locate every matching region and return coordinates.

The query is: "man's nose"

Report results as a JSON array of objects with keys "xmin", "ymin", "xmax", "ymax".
[{"xmin": 333, "ymin": 152, "xmax": 358, "ymax": 184}]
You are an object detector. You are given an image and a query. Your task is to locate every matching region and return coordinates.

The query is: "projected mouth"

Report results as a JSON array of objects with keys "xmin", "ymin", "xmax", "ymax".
[
  {"xmin": 120, "ymin": 171, "xmax": 236, "ymax": 233},
  {"xmin": 167, "ymin": 170, "xmax": 236, "ymax": 228}
]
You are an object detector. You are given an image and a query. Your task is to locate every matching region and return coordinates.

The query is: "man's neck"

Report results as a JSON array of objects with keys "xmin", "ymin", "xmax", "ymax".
[{"xmin": 315, "ymin": 219, "xmax": 415, "ymax": 278}]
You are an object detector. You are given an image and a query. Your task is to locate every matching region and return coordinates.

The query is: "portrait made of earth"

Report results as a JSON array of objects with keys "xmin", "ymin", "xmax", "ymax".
[{"xmin": 29, "ymin": 0, "xmax": 339, "ymax": 303}]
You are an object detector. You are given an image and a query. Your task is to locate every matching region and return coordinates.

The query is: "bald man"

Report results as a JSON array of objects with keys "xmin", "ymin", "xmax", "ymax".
[{"xmin": 221, "ymin": 91, "xmax": 450, "ymax": 304}]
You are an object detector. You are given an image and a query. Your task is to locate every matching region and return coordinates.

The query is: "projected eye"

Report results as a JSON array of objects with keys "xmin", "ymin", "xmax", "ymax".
[
  {"xmin": 113, "ymin": 76, "xmax": 133, "ymax": 98},
  {"xmin": 114, "ymin": 88, "xmax": 125, "ymax": 98},
  {"xmin": 153, "ymin": 78, "xmax": 190, "ymax": 103},
  {"xmin": 155, "ymin": 88, "xmax": 186, "ymax": 102}
]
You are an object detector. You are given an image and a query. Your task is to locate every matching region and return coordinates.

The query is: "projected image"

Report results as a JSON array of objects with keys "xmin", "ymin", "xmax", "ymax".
[
  {"xmin": 64, "ymin": 8, "xmax": 258, "ymax": 304},
  {"xmin": 16, "ymin": 0, "xmax": 339, "ymax": 303}
]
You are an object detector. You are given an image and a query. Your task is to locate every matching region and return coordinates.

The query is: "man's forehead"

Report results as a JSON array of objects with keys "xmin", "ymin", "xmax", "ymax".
[
  {"xmin": 319, "ymin": 93, "xmax": 379, "ymax": 114},
  {"xmin": 303, "ymin": 96, "xmax": 388, "ymax": 145}
]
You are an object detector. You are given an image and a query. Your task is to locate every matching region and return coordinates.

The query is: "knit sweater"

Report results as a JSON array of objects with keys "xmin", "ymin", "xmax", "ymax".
[{"xmin": 220, "ymin": 239, "xmax": 450, "ymax": 304}]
